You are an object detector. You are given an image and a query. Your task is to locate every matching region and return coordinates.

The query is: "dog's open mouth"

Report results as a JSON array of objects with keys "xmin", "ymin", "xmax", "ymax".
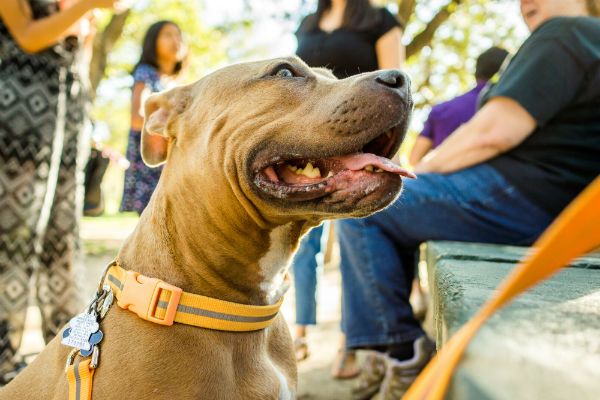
[{"xmin": 252, "ymin": 125, "xmax": 415, "ymax": 202}]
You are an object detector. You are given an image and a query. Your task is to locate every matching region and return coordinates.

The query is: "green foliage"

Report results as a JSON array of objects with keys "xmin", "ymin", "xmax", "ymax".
[
  {"xmin": 388, "ymin": 0, "xmax": 528, "ymax": 161},
  {"xmin": 92, "ymin": 0, "xmax": 232, "ymax": 151},
  {"xmin": 402, "ymin": 0, "xmax": 526, "ymax": 108}
]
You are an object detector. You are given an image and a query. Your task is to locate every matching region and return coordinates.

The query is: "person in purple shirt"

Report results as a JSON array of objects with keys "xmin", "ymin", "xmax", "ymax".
[{"xmin": 409, "ymin": 46, "xmax": 509, "ymax": 166}]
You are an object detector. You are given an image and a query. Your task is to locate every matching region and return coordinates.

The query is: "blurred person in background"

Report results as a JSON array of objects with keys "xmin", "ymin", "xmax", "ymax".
[
  {"xmin": 0, "ymin": 0, "xmax": 126, "ymax": 384},
  {"xmin": 294, "ymin": 0, "xmax": 404, "ymax": 379},
  {"xmin": 408, "ymin": 46, "xmax": 509, "ymax": 166},
  {"xmin": 336, "ymin": 0, "xmax": 600, "ymax": 398},
  {"xmin": 289, "ymin": 221, "xmax": 329, "ymax": 362},
  {"xmin": 119, "ymin": 20, "xmax": 185, "ymax": 215}
]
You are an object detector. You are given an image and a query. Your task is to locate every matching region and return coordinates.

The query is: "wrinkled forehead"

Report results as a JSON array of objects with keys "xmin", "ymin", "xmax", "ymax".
[{"xmin": 191, "ymin": 56, "xmax": 335, "ymax": 93}]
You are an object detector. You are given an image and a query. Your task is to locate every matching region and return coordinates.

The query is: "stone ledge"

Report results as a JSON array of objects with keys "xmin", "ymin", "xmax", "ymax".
[
  {"xmin": 426, "ymin": 241, "xmax": 600, "ymax": 269},
  {"xmin": 425, "ymin": 241, "xmax": 600, "ymax": 400}
]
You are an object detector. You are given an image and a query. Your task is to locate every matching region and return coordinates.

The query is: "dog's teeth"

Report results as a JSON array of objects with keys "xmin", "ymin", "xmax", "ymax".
[
  {"xmin": 385, "ymin": 130, "xmax": 392, "ymax": 138},
  {"xmin": 375, "ymin": 168, "xmax": 383, "ymax": 173},
  {"xmin": 327, "ymin": 171, "xmax": 334, "ymax": 178},
  {"xmin": 287, "ymin": 164, "xmax": 298, "ymax": 172},
  {"xmin": 304, "ymin": 163, "xmax": 321, "ymax": 178},
  {"xmin": 365, "ymin": 165, "xmax": 374, "ymax": 172},
  {"xmin": 295, "ymin": 162, "xmax": 321, "ymax": 178}
]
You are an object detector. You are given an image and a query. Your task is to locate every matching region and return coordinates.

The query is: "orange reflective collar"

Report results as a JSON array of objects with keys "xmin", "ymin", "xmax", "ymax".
[
  {"xmin": 105, "ymin": 261, "xmax": 284, "ymax": 331},
  {"xmin": 66, "ymin": 260, "xmax": 284, "ymax": 400}
]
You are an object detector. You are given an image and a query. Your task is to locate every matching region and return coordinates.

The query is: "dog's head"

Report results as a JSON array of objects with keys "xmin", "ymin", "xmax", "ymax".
[{"xmin": 141, "ymin": 56, "xmax": 413, "ymax": 225}]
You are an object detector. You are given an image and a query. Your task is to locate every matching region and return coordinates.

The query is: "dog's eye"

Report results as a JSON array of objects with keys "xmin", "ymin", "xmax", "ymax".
[{"xmin": 275, "ymin": 68, "xmax": 294, "ymax": 78}]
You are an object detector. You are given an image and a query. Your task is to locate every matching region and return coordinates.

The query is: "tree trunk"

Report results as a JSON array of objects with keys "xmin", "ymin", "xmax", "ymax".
[{"xmin": 89, "ymin": 11, "xmax": 130, "ymax": 98}]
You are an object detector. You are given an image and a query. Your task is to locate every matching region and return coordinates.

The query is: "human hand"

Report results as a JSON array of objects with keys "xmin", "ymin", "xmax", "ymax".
[
  {"xmin": 413, "ymin": 162, "xmax": 431, "ymax": 175},
  {"xmin": 59, "ymin": 1, "xmax": 96, "ymax": 38},
  {"xmin": 59, "ymin": 1, "xmax": 104, "ymax": 38}
]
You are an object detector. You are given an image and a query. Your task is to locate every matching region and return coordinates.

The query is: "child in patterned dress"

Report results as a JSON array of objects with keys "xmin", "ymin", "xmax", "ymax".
[{"xmin": 120, "ymin": 20, "xmax": 185, "ymax": 215}]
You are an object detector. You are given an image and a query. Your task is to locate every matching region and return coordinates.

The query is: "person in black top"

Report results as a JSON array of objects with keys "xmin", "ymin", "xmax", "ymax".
[
  {"xmin": 296, "ymin": 0, "xmax": 404, "ymax": 78},
  {"xmin": 335, "ymin": 0, "xmax": 600, "ymax": 399},
  {"xmin": 291, "ymin": 0, "xmax": 405, "ymax": 383}
]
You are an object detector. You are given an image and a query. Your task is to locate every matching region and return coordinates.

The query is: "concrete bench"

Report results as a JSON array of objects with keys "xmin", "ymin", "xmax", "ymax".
[{"xmin": 424, "ymin": 241, "xmax": 600, "ymax": 400}]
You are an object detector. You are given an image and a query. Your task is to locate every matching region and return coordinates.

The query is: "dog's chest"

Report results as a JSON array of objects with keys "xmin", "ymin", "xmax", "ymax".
[
  {"xmin": 259, "ymin": 224, "xmax": 293, "ymax": 304},
  {"xmin": 265, "ymin": 356, "xmax": 294, "ymax": 400}
]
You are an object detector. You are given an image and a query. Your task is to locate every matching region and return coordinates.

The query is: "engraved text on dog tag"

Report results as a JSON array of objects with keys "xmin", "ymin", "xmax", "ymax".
[{"xmin": 61, "ymin": 312, "xmax": 99, "ymax": 351}]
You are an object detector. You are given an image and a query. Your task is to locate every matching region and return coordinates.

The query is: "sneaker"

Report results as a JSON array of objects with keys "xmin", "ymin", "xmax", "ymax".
[
  {"xmin": 351, "ymin": 351, "xmax": 387, "ymax": 400},
  {"xmin": 373, "ymin": 336, "xmax": 436, "ymax": 400}
]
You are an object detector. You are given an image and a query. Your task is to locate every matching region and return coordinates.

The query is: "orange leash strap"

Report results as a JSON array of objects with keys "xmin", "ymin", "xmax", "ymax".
[
  {"xmin": 403, "ymin": 174, "xmax": 600, "ymax": 400},
  {"xmin": 66, "ymin": 359, "xmax": 95, "ymax": 400}
]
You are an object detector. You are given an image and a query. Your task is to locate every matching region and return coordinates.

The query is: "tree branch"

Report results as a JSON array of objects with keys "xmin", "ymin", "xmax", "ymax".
[
  {"xmin": 405, "ymin": 0, "xmax": 461, "ymax": 59},
  {"xmin": 89, "ymin": 10, "xmax": 130, "ymax": 97},
  {"xmin": 397, "ymin": 0, "xmax": 416, "ymax": 27}
]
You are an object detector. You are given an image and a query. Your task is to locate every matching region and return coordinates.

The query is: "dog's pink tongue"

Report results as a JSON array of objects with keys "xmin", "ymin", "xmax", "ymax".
[{"xmin": 332, "ymin": 154, "xmax": 416, "ymax": 178}]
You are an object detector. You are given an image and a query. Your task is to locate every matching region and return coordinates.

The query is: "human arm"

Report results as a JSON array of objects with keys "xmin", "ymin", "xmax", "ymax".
[
  {"xmin": 416, "ymin": 29, "xmax": 588, "ymax": 175},
  {"xmin": 376, "ymin": 26, "xmax": 405, "ymax": 69},
  {"xmin": 131, "ymin": 81, "xmax": 149, "ymax": 131},
  {"xmin": 409, "ymin": 136, "xmax": 434, "ymax": 167},
  {"xmin": 414, "ymin": 97, "xmax": 536, "ymax": 174},
  {"xmin": 409, "ymin": 110, "xmax": 436, "ymax": 166},
  {"xmin": 0, "ymin": 0, "xmax": 118, "ymax": 53}
]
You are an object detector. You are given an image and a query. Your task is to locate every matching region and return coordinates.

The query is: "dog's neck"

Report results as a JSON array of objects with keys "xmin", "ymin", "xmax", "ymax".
[{"xmin": 117, "ymin": 183, "xmax": 307, "ymax": 306}]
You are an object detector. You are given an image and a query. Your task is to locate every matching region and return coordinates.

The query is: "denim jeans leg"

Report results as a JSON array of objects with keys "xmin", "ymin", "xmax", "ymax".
[
  {"xmin": 293, "ymin": 224, "xmax": 324, "ymax": 325},
  {"xmin": 337, "ymin": 163, "xmax": 556, "ymax": 348},
  {"xmin": 337, "ymin": 218, "xmax": 424, "ymax": 348}
]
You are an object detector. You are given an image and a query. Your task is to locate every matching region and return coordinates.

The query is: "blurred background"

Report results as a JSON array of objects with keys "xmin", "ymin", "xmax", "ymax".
[{"xmin": 88, "ymin": 0, "xmax": 529, "ymax": 215}]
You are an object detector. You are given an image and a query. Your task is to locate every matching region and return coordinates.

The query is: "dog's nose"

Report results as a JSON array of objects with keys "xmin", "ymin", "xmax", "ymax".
[{"xmin": 374, "ymin": 70, "xmax": 409, "ymax": 92}]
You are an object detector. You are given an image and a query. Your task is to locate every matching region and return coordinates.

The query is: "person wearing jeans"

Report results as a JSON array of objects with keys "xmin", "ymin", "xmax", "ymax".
[
  {"xmin": 292, "ymin": 221, "xmax": 360, "ymax": 376},
  {"xmin": 337, "ymin": 164, "xmax": 555, "ymax": 347},
  {"xmin": 293, "ymin": 223, "xmax": 326, "ymax": 332},
  {"xmin": 295, "ymin": 0, "xmax": 405, "ymax": 378},
  {"xmin": 337, "ymin": 0, "xmax": 600, "ymax": 399}
]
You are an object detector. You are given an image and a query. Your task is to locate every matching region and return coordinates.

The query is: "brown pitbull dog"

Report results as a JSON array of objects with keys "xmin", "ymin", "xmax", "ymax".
[{"xmin": 0, "ymin": 56, "xmax": 413, "ymax": 400}]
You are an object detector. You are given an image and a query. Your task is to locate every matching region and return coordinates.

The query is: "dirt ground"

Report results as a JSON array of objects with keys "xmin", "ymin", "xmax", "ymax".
[{"xmin": 19, "ymin": 217, "xmax": 359, "ymax": 399}]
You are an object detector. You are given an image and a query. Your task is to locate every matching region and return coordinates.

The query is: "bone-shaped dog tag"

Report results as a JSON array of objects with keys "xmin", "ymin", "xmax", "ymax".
[
  {"xmin": 61, "ymin": 312, "xmax": 99, "ymax": 351},
  {"xmin": 79, "ymin": 330, "xmax": 103, "ymax": 357}
]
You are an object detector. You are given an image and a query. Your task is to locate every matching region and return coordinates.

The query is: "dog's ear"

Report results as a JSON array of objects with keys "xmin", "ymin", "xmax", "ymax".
[
  {"xmin": 141, "ymin": 92, "xmax": 171, "ymax": 167},
  {"xmin": 141, "ymin": 87, "xmax": 190, "ymax": 167}
]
